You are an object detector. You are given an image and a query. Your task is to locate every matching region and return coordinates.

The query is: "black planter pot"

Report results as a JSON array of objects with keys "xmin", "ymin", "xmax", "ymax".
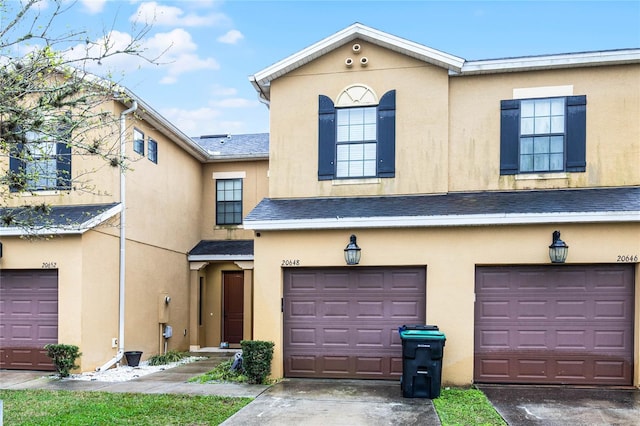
[{"xmin": 124, "ymin": 351, "xmax": 143, "ymax": 367}]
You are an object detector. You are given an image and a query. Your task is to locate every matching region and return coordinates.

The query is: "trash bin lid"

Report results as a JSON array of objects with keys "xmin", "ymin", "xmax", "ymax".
[{"xmin": 399, "ymin": 329, "xmax": 446, "ymax": 340}]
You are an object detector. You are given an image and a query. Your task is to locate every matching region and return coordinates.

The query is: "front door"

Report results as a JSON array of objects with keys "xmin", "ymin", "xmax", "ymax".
[{"xmin": 223, "ymin": 272, "xmax": 244, "ymax": 344}]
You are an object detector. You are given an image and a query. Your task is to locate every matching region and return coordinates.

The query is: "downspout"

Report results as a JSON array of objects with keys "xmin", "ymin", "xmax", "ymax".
[{"xmin": 97, "ymin": 100, "xmax": 138, "ymax": 371}]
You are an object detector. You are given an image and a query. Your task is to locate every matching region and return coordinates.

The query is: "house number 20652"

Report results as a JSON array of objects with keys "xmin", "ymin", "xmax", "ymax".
[
  {"xmin": 616, "ymin": 255, "xmax": 638, "ymax": 262},
  {"xmin": 42, "ymin": 262, "xmax": 57, "ymax": 269}
]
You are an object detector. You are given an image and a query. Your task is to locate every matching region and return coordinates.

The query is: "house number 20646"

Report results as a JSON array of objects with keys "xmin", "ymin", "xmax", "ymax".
[{"xmin": 616, "ymin": 255, "xmax": 638, "ymax": 262}]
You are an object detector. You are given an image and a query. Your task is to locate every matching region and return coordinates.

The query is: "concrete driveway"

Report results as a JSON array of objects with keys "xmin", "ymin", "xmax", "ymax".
[
  {"xmin": 478, "ymin": 385, "xmax": 640, "ymax": 426},
  {"xmin": 221, "ymin": 378, "xmax": 440, "ymax": 425}
]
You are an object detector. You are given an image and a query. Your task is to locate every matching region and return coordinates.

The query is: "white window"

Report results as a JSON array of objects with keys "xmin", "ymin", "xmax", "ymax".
[
  {"xmin": 335, "ymin": 107, "xmax": 377, "ymax": 178},
  {"xmin": 519, "ymin": 98, "xmax": 565, "ymax": 172},
  {"xmin": 24, "ymin": 132, "xmax": 58, "ymax": 190}
]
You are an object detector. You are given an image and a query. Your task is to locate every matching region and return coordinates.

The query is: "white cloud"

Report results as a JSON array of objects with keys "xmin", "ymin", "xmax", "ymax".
[
  {"xmin": 130, "ymin": 1, "xmax": 230, "ymax": 27},
  {"xmin": 63, "ymin": 28, "xmax": 219, "ymax": 84},
  {"xmin": 79, "ymin": 0, "xmax": 107, "ymax": 14},
  {"xmin": 160, "ymin": 107, "xmax": 223, "ymax": 136},
  {"xmin": 210, "ymin": 98, "xmax": 260, "ymax": 108},
  {"xmin": 217, "ymin": 30, "xmax": 243, "ymax": 45},
  {"xmin": 210, "ymin": 85, "xmax": 237, "ymax": 97}
]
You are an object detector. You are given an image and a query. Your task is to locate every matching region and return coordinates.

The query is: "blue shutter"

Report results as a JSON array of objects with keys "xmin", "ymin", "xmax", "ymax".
[
  {"xmin": 377, "ymin": 90, "xmax": 396, "ymax": 178},
  {"xmin": 565, "ymin": 95, "xmax": 586, "ymax": 172},
  {"xmin": 500, "ymin": 99, "xmax": 520, "ymax": 175},
  {"xmin": 9, "ymin": 141, "xmax": 25, "ymax": 192},
  {"xmin": 56, "ymin": 142, "xmax": 71, "ymax": 189},
  {"xmin": 318, "ymin": 95, "xmax": 335, "ymax": 180}
]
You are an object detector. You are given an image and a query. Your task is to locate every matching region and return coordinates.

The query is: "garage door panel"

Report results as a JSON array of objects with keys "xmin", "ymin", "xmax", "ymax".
[
  {"xmin": 284, "ymin": 267, "xmax": 425, "ymax": 379},
  {"xmin": 475, "ymin": 265, "xmax": 634, "ymax": 385}
]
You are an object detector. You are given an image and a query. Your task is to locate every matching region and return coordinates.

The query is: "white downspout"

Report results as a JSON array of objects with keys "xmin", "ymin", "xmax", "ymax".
[{"xmin": 97, "ymin": 100, "xmax": 138, "ymax": 372}]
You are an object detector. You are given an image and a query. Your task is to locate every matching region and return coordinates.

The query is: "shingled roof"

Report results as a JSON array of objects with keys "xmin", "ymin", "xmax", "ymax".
[
  {"xmin": 188, "ymin": 239, "xmax": 254, "ymax": 261},
  {"xmin": 191, "ymin": 133, "xmax": 269, "ymax": 161},
  {"xmin": 0, "ymin": 203, "xmax": 121, "ymax": 236},
  {"xmin": 244, "ymin": 186, "xmax": 640, "ymax": 230}
]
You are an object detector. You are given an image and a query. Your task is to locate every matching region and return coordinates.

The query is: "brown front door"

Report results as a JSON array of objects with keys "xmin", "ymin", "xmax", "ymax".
[
  {"xmin": 0, "ymin": 269, "xmax": 58, "ymax": 370},
  {"xmin": 283, "ymin": 267, "xmax": 426, "ymax": 380},
  {"xmin": 223, "ymin": 272, "xmax": 244, "ymax": 344},
  {"xmin": 474, "ymin": 265, "xmax": 634, "ymax": 385}
]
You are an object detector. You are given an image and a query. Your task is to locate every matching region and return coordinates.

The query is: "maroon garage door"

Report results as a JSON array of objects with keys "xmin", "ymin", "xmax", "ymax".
[
  {"xmin": 284, "ymin": 267, "xmax": 426, "ymax": 379},
  {"xmin": 0, "ymin": 270, "xmax": 58, "ymax": 370},
  {"xmin": 475, "ymin": 265, "xmax": 634, "ymax": 385}
]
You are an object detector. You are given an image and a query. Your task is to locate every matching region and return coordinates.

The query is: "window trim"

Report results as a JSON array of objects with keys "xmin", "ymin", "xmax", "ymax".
[
  {"xmin": 133, "ymin": 128, "xmax": 145, "ymax": 156},
  {"xmin": 215, "ymin": 178, "xmax": 243, "ymax": 226},
  {"xmin": 318, "ymin": 89, "xmax": 396, "ymax": 181},
  {"xmin": 9, "ymin": 129, "xmax": 71, "ymax": 193},
  {"xmin": 500, "ymin": 95, "xmax": 586, "ymax": 175},
  {"xmin": 148, "ymin": 138, "xmax": 158, "ymax": 164}
]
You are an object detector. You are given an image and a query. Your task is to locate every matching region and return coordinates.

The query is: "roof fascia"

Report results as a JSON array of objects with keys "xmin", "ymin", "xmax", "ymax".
[
  {"xmin": 249, "ymin": 23, "xmax": 464, "ymax": 101},
  {"xmin": 118, "ymin": 88, "xmax": 210, "ymax": 162},
  {"xmin": 0, "ymin": 203, "xmax": 122, "ymax": 236},
  {"xmin": 245, "ymin": 210, "xmax": 640, "ymax": 231},
  {"xmin": 459, "ymin": 49, "xmax": 640, "ymax": 75},
  {"xmin": 187, "ymin": 254, "xmax": 254, "ymax": 262}
]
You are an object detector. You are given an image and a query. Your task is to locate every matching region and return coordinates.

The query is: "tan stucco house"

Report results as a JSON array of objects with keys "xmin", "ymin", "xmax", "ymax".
[
  {"xmin": 244, "ymin": 23, "xmax": 640, "ymax": 387},
  {"xmin": 1, "ymin": 23, "xmax": 639, "ymax": 389}
]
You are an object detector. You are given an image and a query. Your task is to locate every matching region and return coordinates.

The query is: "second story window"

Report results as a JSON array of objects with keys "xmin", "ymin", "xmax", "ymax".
[
  {"xmin": 148, "ymin": 139, "xmax": 158, "ymax": 164},
  {"xmin": 216, "ymin": 178, "xmax": 242, "ymax": 225},
  {"xmin": 500, "ymin": 95, "xmax": 586, "ymax": 175},
  {"xmin": 9, "ymin": 130, "xmax": 71, "ymax": 192},
  {"xmin": 336, "ymin": 107, "xmax": 377, "ymax": 178},
  {"xmin": 133, "ymin": 128, "xmax": 144, "ymax": 155},
  {"xmin": 318, "ymin": 86, "xmax": 396, "ymax": 181}
]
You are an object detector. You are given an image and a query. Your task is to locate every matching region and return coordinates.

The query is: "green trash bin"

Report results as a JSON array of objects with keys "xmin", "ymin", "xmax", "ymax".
[{"xmin": 399, "ymin": 325, "xmax": 446, "ymax": 398}]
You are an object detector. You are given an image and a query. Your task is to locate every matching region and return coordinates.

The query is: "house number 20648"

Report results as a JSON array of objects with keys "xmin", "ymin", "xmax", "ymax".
[
  {"xmin": 281, "ymin": 259, "xmax": 300, "ymax": 266},
  {"xmin": 616, "ymin": 255, "xmax": 638, "ymax": 262}
]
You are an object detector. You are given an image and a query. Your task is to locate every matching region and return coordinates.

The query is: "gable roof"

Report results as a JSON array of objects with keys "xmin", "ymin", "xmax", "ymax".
[
  {"xmin": 249, "ymin": 23, "xmax": 640, "ymax": 103},
  {"xmin": 249, "ymin": 22, "xmax": 465, "ymax": 103},
  {"xmin": 244, "ymin": 187, "xmax": 640, "ymax": 231},
  {"xmin": 0, "ymin": 203, "xmax": 121, "ymax": 236}
]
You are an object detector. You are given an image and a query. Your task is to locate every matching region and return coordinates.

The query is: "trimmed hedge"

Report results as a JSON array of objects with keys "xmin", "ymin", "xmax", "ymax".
[
  {"xmin": 240, "ymin": 340, "xmax": 274, "ymax": 384},
  {"xmin": 44, "ymin": 344, "xmax": 82, "ymax": 378}
]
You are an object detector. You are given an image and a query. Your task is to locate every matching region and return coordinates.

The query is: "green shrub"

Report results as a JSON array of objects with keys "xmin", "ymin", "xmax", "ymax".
[
  {"xmin": 240, "ymin": 340, "xmax": 274, "ymax": 384},
  {"xmin": 44, "ymin": 344, "xmax": 82, "ymax": 378},
  {"xmin": 147, "ymin": 350, "xmax": 188, "ymax": 366}
]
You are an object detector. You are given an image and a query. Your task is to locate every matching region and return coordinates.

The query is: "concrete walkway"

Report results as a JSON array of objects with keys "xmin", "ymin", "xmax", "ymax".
[
  {"xmin": 0, "ymin": 357, "xmax": 267, "ymax": 398},
  {"xmin": 1, "ymin": 358, "xmax": 441, "ymax": 425}
]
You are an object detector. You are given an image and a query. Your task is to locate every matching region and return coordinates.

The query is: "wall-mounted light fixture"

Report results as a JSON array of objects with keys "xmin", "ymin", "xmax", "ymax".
[
  {"xmin": 549, "ymin": 230, "xmax": 569, "ymax": 263},
  {"xmin": 0, "ymin": 241, "xmax": 3, "ymax": 258},
  {"xmin": 344, "ymin": 234, "xmax": 361, "ymax": 265}
]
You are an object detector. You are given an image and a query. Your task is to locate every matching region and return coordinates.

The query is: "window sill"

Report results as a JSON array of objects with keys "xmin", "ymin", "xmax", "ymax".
[
  {"xmin": 515, "ymin": 172, "xmax": 569, "ymax": 181},
  {"xmin": 332, "ymin": 178, "xmax": 381, "ymax": 186},
  {"xmin": 214, "ymin": 224, "xmax": 244, "ymax": 229},
  {"xmin": 19, "ymin": 190, "xmax": 65, "ymax": 196}
]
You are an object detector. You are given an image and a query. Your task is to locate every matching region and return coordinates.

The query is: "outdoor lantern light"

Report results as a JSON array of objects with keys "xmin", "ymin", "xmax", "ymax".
[
  {"xmin": 549, "ymin": 230, "xmax": 569, "ymax": 263},
  {"xmin": 344, "ymin": 234, "xmax": 361, "ymax": 265}
]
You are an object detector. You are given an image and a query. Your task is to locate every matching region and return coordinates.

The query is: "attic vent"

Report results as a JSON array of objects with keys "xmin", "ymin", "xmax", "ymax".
[{"xmin": 352, "ymin": 43, "xmax": 361, "ymax": 54}]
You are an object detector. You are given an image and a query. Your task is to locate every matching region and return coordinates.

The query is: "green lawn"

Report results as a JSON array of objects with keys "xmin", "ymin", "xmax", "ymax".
[
  {"xmin": 434, "ymin": 387, "xmax": 507, "ymax": 426},
  {"xmin": 1, "ymin": 386, "xmax": 505, "ymax": 425},
  {"xmin": 0, "ymin": 390, "xmax": 252, "ymax": 426}
]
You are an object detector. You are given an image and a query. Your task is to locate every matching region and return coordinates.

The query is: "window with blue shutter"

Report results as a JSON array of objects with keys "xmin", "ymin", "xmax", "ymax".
[
  {"xmin": 318, "ymin": 89, "xmax": 396, "ymax": 180},
  {"xmin": 8, "ymin": 129, "xmax": 71, "ymax": 192},
  {"xmin": 500, "ymin": 95, "xmax": 586, "ymax": 175}
]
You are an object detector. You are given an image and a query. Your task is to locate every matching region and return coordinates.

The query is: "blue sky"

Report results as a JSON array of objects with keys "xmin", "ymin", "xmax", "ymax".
[{"xmin": 5, "ymin": 0, "xmax": 640, "ymax": 137}]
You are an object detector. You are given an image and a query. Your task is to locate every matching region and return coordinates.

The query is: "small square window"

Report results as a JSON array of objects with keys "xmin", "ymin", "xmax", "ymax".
[
  {"xmin": 133, "ymin": 128, "xmax": 144, "ymax": 155},
  {"xmin": 148, "ymin": 139, "xmax": 158, "ymax": 164}
]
